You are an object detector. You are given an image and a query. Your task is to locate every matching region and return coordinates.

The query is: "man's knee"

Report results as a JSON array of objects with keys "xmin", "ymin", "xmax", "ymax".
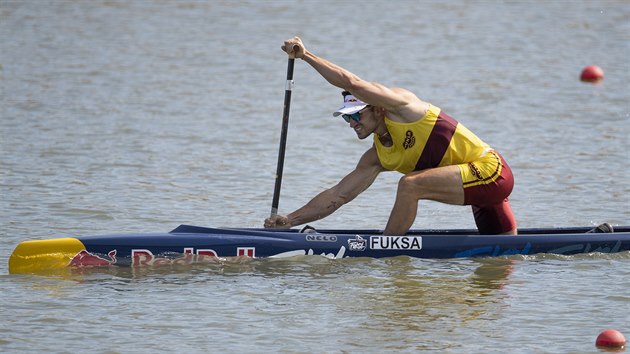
[{"xmin": 397, "ymin": 174, "xmax": 424, "ymax": 197}]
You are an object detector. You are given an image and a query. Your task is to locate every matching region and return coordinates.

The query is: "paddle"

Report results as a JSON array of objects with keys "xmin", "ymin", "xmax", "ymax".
[{"xmin": 270, "ymin": 51, "xmax": 296, "ymax": 218}]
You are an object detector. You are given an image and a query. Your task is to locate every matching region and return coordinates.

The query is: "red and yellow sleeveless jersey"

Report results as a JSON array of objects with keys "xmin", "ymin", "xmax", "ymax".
[{"xmin": 373, "ymin": 104, "xmax": 490, "ymax": 174}]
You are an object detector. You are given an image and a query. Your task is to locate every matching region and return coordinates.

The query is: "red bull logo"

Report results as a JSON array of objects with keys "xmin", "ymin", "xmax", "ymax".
[
  {"xmin": 68, "ymin": 247, "xmax": 256, "ymax": 268},
  {"xmin": 131, "ymin": 248, "xmax": 221, "ymax": 266},
  {"xmin": 70, "ymin": 250, "xmax": 117, "ymax": 267}
]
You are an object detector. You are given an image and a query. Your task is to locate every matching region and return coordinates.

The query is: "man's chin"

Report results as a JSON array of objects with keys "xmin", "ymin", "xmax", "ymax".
[{"xmin": 354, "ymin": 127, "xmax": 371, "ymax": 140}]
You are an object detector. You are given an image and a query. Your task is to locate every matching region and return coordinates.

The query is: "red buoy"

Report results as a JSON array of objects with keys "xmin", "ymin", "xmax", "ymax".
[
  {"xmin": 580, "ymin": 65, "xmax": 604, "ymax": 83},
  {"xmin": 596, "ymin": 329, "xmax": 626, "ymax": 349}
]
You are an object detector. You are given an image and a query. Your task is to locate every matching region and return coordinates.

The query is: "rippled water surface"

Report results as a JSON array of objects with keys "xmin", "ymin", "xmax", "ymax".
[{"xmin": 1, "ymin": 1, "xmax": 629, "ymax": 353}]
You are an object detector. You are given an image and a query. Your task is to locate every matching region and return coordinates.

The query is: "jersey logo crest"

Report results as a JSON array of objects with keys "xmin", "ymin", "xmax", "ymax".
[{"xmin": 403, "ymin": 130, "xmax": 415, "ymax": 149}]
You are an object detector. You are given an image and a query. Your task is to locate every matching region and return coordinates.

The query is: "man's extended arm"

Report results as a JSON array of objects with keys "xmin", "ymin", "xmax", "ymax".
[
  {"xmin": 282, "ymin": 36, "xmax": 423, "ymax": 121},
  {"xmin": 264, "ymin": 147, "xmax": 383, "ymax": 228}
]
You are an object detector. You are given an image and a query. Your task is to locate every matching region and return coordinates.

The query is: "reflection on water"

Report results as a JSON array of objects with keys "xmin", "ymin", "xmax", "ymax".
[
  {"xmin": 470, "ymin": 258, "xmax": 515, "ymax": 291},
  {"xmin": 344, "ymin": 258, "xmax": 514, "ymax": 338},
  {"xmin": 4, "ymin": 252, "xmax": 629, "ymax": 352}
]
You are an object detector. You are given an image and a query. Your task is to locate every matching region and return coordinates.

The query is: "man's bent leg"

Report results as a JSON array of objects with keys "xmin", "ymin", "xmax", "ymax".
[
  {"xmin": 472, "ymin": 200, "xmax": 517, "ymax": 235},
  {"xmin": 384, "ymin": 165, "xmax": 464, "ymax": 235}
]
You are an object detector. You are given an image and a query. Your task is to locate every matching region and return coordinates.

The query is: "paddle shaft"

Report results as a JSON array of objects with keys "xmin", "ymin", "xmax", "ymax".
[{"xmin": 270, "ymin": 57, "xmax": 295, "ymax": 217}]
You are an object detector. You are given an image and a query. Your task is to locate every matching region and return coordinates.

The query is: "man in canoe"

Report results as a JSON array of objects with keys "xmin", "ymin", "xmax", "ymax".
[{"xmin": 264, "ymin": 37, "xmax": 517, "ymax": 235}]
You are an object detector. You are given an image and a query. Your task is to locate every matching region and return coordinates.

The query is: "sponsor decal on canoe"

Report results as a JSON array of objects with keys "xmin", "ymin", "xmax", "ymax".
[
  {"xmin": 70, "ymin": 249, "xmax": 117, "ymax": 266},
  {"xmin": 237, "ymin": 247, "xmax": 255, "ymax": 258},
  {"xmin": 132, "ymin": 247, "xmax": 252, "ymax": 266},
  {"xmin": 305, "ymin": 234, "xmax": 338, "ymax": 242},
  {"xmin": 269, "ymin": 246, "xmax": 346, "ymax": 259},
  {"xmin": 370, "ymin": 236, "xmax": 422, "ymax": 250},
  {"xmin": 70, "ymin": 248, "xmax": 223, "ymax": 267},
  {"xmin": 348, "ymin": 235, "xmax": 367, "ymax": 252}
]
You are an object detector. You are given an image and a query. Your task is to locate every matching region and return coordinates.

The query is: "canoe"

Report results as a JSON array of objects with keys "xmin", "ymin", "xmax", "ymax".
[{"xmin": 9, "ymin": 224, "xmax": 630, "ymax": 274}]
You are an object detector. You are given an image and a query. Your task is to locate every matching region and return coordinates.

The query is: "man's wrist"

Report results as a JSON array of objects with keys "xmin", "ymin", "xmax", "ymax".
[{"xmin": 301, "ymin": 50, "xmax": 313, "ymax": 62}]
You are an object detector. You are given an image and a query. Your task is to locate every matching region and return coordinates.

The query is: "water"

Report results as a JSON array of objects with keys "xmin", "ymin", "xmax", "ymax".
[{"xmin": 1, "ymin": 0, "xmax": 629, "ymax": 352}]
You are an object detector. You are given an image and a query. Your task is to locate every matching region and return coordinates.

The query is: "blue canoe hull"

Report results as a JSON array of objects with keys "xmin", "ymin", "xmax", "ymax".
[{"xmin": 9, "ymin": 225, "xmax": 630, "ymax": 273}]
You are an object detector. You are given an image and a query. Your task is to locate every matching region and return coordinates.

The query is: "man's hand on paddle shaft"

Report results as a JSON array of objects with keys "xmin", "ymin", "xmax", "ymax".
[
  {"xmin": 264, "ymin": 214, "xmax": 292, "ymax": 229},
  {"xmin": 281, "ymin": 37, "xmax": 306, "ymax": 59}
]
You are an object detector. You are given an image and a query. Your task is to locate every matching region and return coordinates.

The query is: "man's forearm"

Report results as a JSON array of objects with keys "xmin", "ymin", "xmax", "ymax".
[{"xmin": 287, "ymin": 188, "xmax": 344, "ymax": 226}]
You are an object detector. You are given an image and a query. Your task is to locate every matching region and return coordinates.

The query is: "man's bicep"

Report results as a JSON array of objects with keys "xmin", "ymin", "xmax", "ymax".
[
  {"xmin": 334, "ymin": 148, "xmax": 383, "ymax": 203},
  {"xmin": 352, "ymin": 82, "xmax": 411, "ymax": 112}
]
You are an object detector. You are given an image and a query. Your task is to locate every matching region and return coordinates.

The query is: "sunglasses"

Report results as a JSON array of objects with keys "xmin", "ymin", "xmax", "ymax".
[{"xmin": 342, "ymin": 106, "xmax": 371, "ymax": 123}]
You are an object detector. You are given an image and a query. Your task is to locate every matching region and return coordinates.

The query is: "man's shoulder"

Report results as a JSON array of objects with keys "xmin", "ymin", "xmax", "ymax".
[{"xmin": 387, "ymin": 99, "xmax": 431, "ymax": 123}]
